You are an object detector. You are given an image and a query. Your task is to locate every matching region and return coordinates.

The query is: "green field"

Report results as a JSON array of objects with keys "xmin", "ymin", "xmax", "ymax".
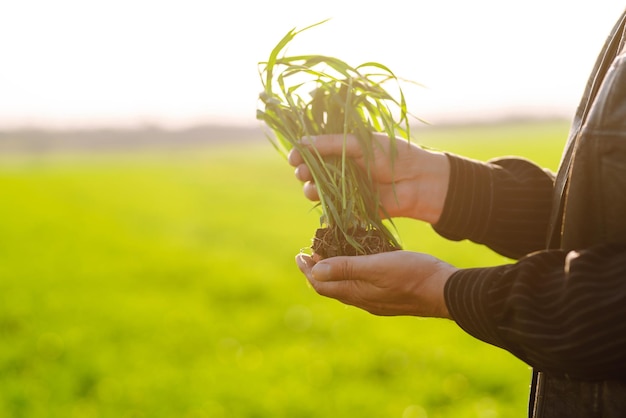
[{"xmin": 0, "ymin": 121, "xmax": 569, "ymax": 418}]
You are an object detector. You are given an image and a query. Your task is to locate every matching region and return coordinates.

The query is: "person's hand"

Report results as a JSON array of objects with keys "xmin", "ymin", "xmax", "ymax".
[
  {"xmin": 288, "ymin": 133, "xmax": 450, "ymax": 224},
  {"xmin": 295, "ymin": 250, "xmax": 457, "ymax": 319}
]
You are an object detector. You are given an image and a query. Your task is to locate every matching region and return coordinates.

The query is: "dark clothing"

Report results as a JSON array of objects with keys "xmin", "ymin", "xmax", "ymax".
[
  {"xmin": 437, "ymin": 9, "xmax": 626, "ymax": 417},
  {"xmin": 438, "ymin": 155, "xmax": 626, "ymax": 381}
]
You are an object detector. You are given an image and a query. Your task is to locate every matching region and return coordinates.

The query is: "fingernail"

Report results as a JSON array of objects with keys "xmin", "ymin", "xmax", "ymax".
[
  {"xmin": 295, "ymin": 253, "xmax": 310, "ymax": 268},
  {"xmin": 300, "ymin": 135, "xmax": 316, "ymax": 145},
  {"xmin": 311, "ymin": 263, "xmax": 331, "ymax": 281}
]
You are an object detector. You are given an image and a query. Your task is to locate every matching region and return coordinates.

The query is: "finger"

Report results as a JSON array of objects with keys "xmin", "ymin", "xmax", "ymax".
[
  {"xmin": 297, "ymin": 253, "xmax": 349, "ymax": 296},
  {"xmin": 310, "ymin": 279, "xmax": 360, "ymax": 305},
  {"xmin": 287, "ymin": 148, "xmax": 303, "ymax": 167},
  {"xmin": 295, "ymin": 253, "xmax": 316, "ymax": 279},
  {"xmin": 311, "ymin": 253, "xmax": 393, "ymax": 282},
  {"xmin": 303, "ymin": 181, "xmax": 320, "ymax": 201},
  {"xmin": 294, "ymin": 164, "xmax": 312, "ymax": 182},
  {"xmin": 302, "ymin": 134, "xmax": 364, "ymax": 159}
]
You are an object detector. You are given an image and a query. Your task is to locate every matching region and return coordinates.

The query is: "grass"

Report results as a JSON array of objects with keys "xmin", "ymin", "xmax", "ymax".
[
  {"xmin": 0, "ymin": 120, "xmax": 568, "ymax": 418},
  {"xmin": 257, "ymin": 20, "xmax": 413, "ymax": 256}
]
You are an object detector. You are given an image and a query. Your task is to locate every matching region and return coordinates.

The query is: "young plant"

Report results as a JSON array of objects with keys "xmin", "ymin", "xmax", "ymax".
[{"xmin": 257, "ymin": 20, "xmax": 416, "ymax": 258}]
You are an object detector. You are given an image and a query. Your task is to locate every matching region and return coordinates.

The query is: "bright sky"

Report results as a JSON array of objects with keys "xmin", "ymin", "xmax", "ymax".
[{"xmin": 0, "ymin": 0, "xmax": 624, "ymax": 129}]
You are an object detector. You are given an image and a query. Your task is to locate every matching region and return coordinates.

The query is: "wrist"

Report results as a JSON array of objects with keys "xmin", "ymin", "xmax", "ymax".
[{"xmin": 431, "ymin": 262, "xmax": 456, "ymax": 319}]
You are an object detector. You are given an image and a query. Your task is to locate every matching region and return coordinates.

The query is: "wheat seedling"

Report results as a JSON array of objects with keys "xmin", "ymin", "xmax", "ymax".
[{"xmin": 257, "ymin": 20, "xmax": 419, "ymax": 258}]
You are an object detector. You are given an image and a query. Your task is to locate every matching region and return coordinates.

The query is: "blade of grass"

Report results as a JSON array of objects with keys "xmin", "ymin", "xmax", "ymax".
[{"xmin": 257, "ymin": 20, "xmax": 421, "ymax": 255}]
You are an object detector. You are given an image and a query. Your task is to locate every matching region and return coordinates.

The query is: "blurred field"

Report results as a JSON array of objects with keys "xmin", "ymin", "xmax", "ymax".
[{"xmin": 0, "ymin": 120, "xmax": 568, "ymax": 418}]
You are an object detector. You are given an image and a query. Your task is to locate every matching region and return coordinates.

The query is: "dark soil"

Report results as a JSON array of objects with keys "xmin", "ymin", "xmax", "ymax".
[{"xmin": 311, "ymin": 226, "xmax": 401, "ymax": 259}]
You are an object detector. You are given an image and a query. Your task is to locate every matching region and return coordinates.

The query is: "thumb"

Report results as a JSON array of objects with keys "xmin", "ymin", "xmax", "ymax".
[
  {"xmin": 302, "ymin": 134, "xmax": 363, "ymax": 159},
  {"xmin": 310, "ymin": 261, "xmax": 335, "ymax": 281},
  {"xmin": 311, "ymin": 255, "xmax": 375, "ymax": 282}
]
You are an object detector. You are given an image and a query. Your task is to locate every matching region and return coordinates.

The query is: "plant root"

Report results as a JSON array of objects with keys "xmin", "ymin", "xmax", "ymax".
[{"xmin": 311, "ymin": 226, "xmax": 401, "ymax": 259}]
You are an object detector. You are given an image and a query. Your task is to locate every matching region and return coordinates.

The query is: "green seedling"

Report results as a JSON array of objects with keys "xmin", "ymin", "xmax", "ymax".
[{"xmin": 257, "ymin": 20, "xmax": 420, "ymax": 258}]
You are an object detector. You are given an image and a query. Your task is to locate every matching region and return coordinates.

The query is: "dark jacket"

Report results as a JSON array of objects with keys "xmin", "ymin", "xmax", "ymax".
[
  {"xmin": 437, "ymin": 9, "xmax": 626, "ymax": 417},
  {"xmin": 532, "ymin": 9, "xmax": 626, "ymax": 418}
]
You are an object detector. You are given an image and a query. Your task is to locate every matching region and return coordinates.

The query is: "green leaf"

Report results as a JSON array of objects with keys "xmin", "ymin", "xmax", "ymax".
[{"xmin": 257, "ymin": 19, "xmax": 421, "ymax": 255}]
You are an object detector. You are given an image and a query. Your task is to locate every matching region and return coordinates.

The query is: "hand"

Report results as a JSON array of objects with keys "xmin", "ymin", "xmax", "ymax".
[
  {"xmin": 288, "ymin": 133, "xmax": 450, "ymax": 224},
  {"xmin": 295, "ymin": 250, "xmax": 457, "ymax": 319}
]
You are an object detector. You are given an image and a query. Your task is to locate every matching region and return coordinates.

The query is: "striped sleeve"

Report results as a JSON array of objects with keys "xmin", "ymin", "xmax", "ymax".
[
  {"xmin": 445, "ymin": 243, "xmax": 626, "ymax": 380},
  {"xmin": 433, "ymin": 153, "xmax": 626, "ymax": 379},
  {"xmin": 433, "ymin": 153, "xmax": 554, "ymax": 259}
]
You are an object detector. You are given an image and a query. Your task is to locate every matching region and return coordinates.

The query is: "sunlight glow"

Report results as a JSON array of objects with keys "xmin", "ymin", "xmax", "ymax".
[{"xmin": 0, "ymin": 0, "xmax": 624, "ymax": 128}]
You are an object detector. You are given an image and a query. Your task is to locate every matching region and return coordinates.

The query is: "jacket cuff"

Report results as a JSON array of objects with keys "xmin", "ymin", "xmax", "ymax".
[
  {"xmin": 444, "ymin": 267, "xmax": 509, "ymax": 350},
  {"xmin": 433, "ymin": 153, "xmax": 494, "ymax": 242}
]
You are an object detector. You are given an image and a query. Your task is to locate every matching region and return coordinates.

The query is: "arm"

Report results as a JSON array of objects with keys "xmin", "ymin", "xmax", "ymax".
[
  {"xmin": 446, "ymin": 242, "xmax": 626, "ymax": 380},
  {"xmin": 434, "ymin": 154, "xmax": 555, "ymax": 259},
  {"xmin": 293, "ymin": 137, "xmax": 626, "ymax": 380}
]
